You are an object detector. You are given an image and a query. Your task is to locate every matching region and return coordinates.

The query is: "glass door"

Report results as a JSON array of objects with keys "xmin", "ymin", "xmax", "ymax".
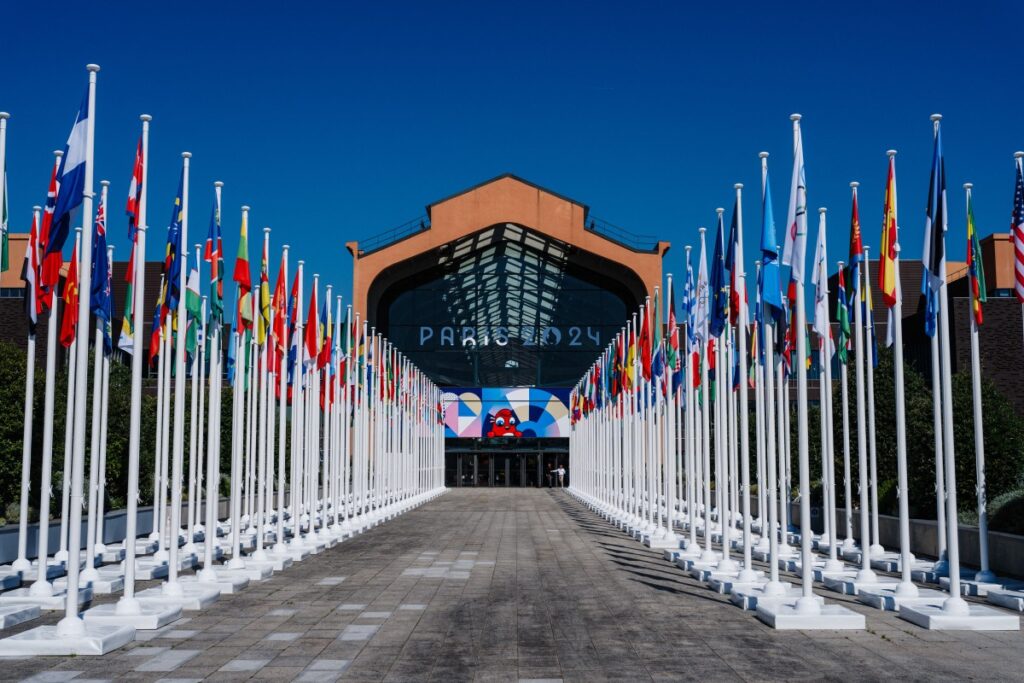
[
  {"xmin": 477, "ymin": 453, "xmax": 492, "ymax": 486},
  {"xmin": 494, "ymin": 454, "xmax": 508, "ymax": 486}
]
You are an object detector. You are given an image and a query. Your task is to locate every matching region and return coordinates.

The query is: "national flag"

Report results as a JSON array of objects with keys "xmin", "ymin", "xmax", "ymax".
[
  {"xmin": 304, "ymin": 281, "xmax": 320, "ymax": 366},
  {"xmin": 847, "ymin": 184, "xmax": 864, "ymax": 308},
  {"xmin": 21, "ymin": 211, "xmax": 40, "ymax": 333},
  {"xmin": 837, "ymin": 266, "xmax": 851, "ymax": 364},
  {"xmin": 625, "ymin": 323, "xmax": 637, "ymax": 389},
  {"xmin": 811, "ymin": 206, "xmax": 831, "ymax": 349},
  {"xmin": 90, "ymin": 194, "xmax": 112, "ymax": 354},
  {"xmin": 694, "ymin": 229, "xmax": 709, "ymax": 346},
  {"xmin": 118, "ymin": 249, "xmax": 135, "ymax": 355},
  {"xmin": 162, "ymin": 170, "xmax": 185, "ymax": 315},
  {"xmin": 760, "ymin": 166, "xmax": 783, "ymax": 322},
  {"xmin": 781, "ymin": 120, "xmax": 809, "ymax": 284},
  {"xmin": 257, "ymin": 234, "xmax": 270, "ymax": 345},
  {"xmin": 880, "ymin": 154, "xmax": 899, "ymax": 308},
  {"xmin": 226, "ymin": 328, "xmax": 237, "ymax": 387},
  {"xmin": 233, "ymin": 208, "xmax": 252, "ymax": 330},
  {"xmin": 638, "ymin": 299, "xmax": 652, "ymax": 381},
  {"xmin": 651, "ymin": 288, "xmax": 666, "ymax": 395},
  {"xmin": 709, "ymin": 212, "xmax": 728, "ymax": 338},
  {"xmin": 42, "ymin": 86, "xmax": 90, "ymax": 290},
  {"xmin": 60, "ymin": 243, "xmax": 80, "ymax": 348},
  {"xmin": 725, "ymin": 198, "xmax": 744, "ymax": 326},
  {"xmin": 38, "ymin": 156, "xmax": 61, "ymax": 303},
  {"xmin": 1, "ymin": 168, "xmax": 8, "ymax": 274},
  {"xmin": 204, "ymin": 185, "xmax": 224, "ymax": 324},
  {"xmin": 667, "ymin": 281, "xmax": 681, "ymax": 392},
  {"xmin": 1011, "ymin": 157, "xmax": 1024, "ymax": 303},
  {"xmin": 272, "ymin": 254, "xmax": 287, "ymax": 355},
  {"xmin": 318, "ymin": 296, "xmax": 332, "ymax": 369},
  {"xmin": 126, "ymin": 136, "xmax": 143, "ymax": 241},
  {"xmin": 920, "ymin": 119, "xmax": 947, "ymax": 338},
  {"xmin": 966, "ymin": 188, "xmax": 986, "ymax": 326}
]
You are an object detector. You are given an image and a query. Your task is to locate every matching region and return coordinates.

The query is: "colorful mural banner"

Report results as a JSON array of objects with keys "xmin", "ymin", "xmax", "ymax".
[{"xmin": 442, "ymin": 387, "xmax": 570, "ymax": 438}]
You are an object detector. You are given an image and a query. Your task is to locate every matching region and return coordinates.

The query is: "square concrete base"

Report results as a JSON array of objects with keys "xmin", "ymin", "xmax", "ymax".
[
  {"xmin": 247, "ymin": 554, "xmax": 292, "ymax": 571},
  {"xmin": 823, "ymin": 576, "xmax": 900, "ymax": 596},
  {"xmin": 730, "ymin": 583, "xmax": 816, "ymax": 610},
  {"xmin": 98, "ymin": 547, "xmax": 127, "ymax": 563},
  {"xmin": 939, "ymin": 576, "xmax": 1022, "ymax": 597},
  {"xmin": 56, "ymin": 570, "xmax": 124, "ymax": 594},
  {"xmin": 987, "ymin": 589, "xmax": 1024, "ymax": 612},
  {"xmin": 858, "ymin": 587, "xmax": 949, "ymax": 611},
  {"xmin": 125, "ymin": 558, "xmax": 169, "ymax": 580},
  {"xmin": 136, "ymin": 583, "xmax": 220, "ymax": 610},
  {"xmin": 752, "ymin": 548, "xmax": 799, "ymax": 563},
  {"xmin": 0, "ymin": 623, "xmax": 135, "ymax": 655},
  {"xmin": 707, "ymin": 573, "xmax": 766, "ymax": 594},
  {"xmin": 0, "ymin": 585, "xmax": 92, "ymax": 610},
  {"xmin": 224, "ymin": 562, "xmax": 273, "ymax": 581},
  {"xmin": 900, "ymin": 603, "xmax": 1020, "ymax": 630},
  {"xmin": 83, "ymin": 601, "xmax": 182, "ymax": 629},
  {"xmin": 0, "ymin": 604, "xmax": 40, "ymax": 629},
  {"xmin": 180, "ymin": 572, "xmax": 249, "ymax": 594},
  {"xmin": 643, "ymin": 535, "xmax": 682, "ymax": 550},
  {"xmin": 0, "ymin": 572, "xmax": 21, "ymax": 591},
  {"xmin": 756, "ymin": 602, "xmax": 866, "ymax": 629}
]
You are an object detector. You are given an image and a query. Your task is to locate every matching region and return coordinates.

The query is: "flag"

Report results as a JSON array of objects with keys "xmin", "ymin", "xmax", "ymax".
[
  {"xmin": 625, "ymin": 323, "xmax": 637, "ymax": 389},
  {"xmin": 233, "ymin": 208, "xmax": 252, "ymax": 330},
  {"xmin": 782, "ymin": 120, "xmax": 809, "ymax": 283},
  {"xmin": 651, "ymin": 288, "xmax": 665, "ymax": 395},
  {"xmin": 21, "ymin": 211, "xmax": 40, "ymax": 333},
  {"xmin": 162, "ymin": 169, "xmax": 185, "ymax": 315},
  {"xmin": 811, "ymin": 207, "xmax": 830, "ymax": 346},
  {"xmin": 880, "ymin": 154, "xmax": 899, "ymax": 308},
  {"xmin": 966, "ymin": 188, "xmax": 986, "ymax": 326},
  {"xmin": 126, "ymin": 136, "xmax": 143, "ymax": 241},
  {"xmin": 272, "ymin": 253, "xmax": 287, "ymax": 355},
  {"xmin": 760, "ymin": 167, "xmax": 783, "ymax": 322},
  {"xmin": 90, "ymin": 194, "xmax": 112, "ymax": 354},
  {"xmin": 226, "ymin": 328, "xmax": 237, "ymax": 387},
  {"xmin": 667, "ymin": 281, "xmax": 681, "ymax": 392},
  {"xmin": 185, "ymin": 266, "xmax": 201, "ymax": 355},
  {"xmin": 204, "ymin": 185, "xmax": 224, "ymax": 324},
  {"xmin": 318, "ymin": 296, "xmax": 332, "ymax": 369},
  {"xmin": 847, "ymin": 184, "xmax": 864, "ymax": 309},
  {"xmin": 638, "ymin": 299, "xmax": 652, "ymax": 381},
  {"xmin": 287, "ymin": 271, "xmax": 300, "ymax": 387},
  {"xmin": 118, "ymin": 248, "xmax": 135, "ymax": 355},
  {"xmin": 60, "ymin": 243, "xmax": 80, "ymax": 348},
  {"xmin": 694, "ymin": 230, "xmax": 709, "ymax": 345},
  {"xmin": 725, "ymin": 198, "xmax": 743, "ymax": 326},
  {"xmin": 37, "ymin": 156, "xmax": 62, "ymax": 308},
  {"xmin": 257, "ymin": 235, "xmax": 270, "ymax": 345},
  {"xmin": 42, "ymin": 86, "xmax": 90, "ymax": 290},
  {"xmin": 709, "ymin": 212, "xmax": 728, "ymax": 338},
  {"xmin": 1011, "ymin": 158, "xmax": 1024, "ymax": 304},
  {"xmin": 837, "ymin": 266, "xmax": 851, "ymax": 364},
  {"xmin": 921, "ymin": 120, "xmax": 947, "ymax": 338},
  {"xmin": 304, "ymin": 281, "xmax": 320, "ymax": 366}
]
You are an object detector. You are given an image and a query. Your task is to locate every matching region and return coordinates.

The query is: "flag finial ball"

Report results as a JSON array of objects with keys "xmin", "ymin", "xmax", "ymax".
[
  {"xmin": 214, "ymin": 181, "xmax": 224, "ymax": 188},
  {"xmin": 241, "ymin": 205, "xmax": 251, "ymax": 212},
  {"xmin": 0, "ymin": 112, "xmax": 9, "ymax": 120},
  {"xmin": 101, "ymin": 179, "xmax": 110, "ymax": 187},
  {"xmin": 698, "ymin": 227, "xmax": 706, "ymax": 234},
  {"xmin": 838, "ymin": 260, "xmax": 845, "ymax": 267},
  {"xmin": 759, "ymin": 151, "xmax": 769, "ymax": 159},
  {"xmin": 86, "ymin": 64, "xmax": 100, "ymax": 72},
  {"xmin": 298, "ymin": 260, "xmax": 304, "ymax": 266},
  {"xmin": 282, "ymin": 244, "xmax": 289, "ymax": 251},
  {"xmin": 790, "ymin": 113, "xmax": 801, "ymax": 121},
  {"xmin": 930, "ymin": 113, "xmax": 942, "ymax": 122},
  {"xmin": 734, "ymin": 183, "xmax": 743, "ymax": 190},
  {"xmin": 685, "ymin": 245, "xmax": 692, "ymax": 252},
  {"xmin": 887, "ymin": 149, "xmax": 897, "ymax": 158},
  {"xmin": 32, "ymin": 205, "xmax": 41, "ymax": 212},
  {"xmin": 850, "ymin": 181, "xmax": 860, "ymax": 189},
  {"xmin": 819, "ymin": 207, "xmax": 827, "ymax": 214},
  {"xmin": 1014, "ymin": 151, "xmax": 1024, "ymax": 159},
  {"xmin": 54, "ymin": 150, "xmax": 63, "ymax": 158},
  {"xmin": 140, "ymin": 114, "xmax": 152, "ymax": 122},
  {"xmin": 963, "ymin": 182, "xmax": 973, "ymax": 190},
  {"xmin": 264, "ymin": 226, "xmax": 271, "ymax": 234},
  {"xmin": 716, "ymin": 208, "xmax": 724, "ymax": 215},
  {"xmin": 181, "ymin": 151, "xmax": 192, "ymax": 159}
]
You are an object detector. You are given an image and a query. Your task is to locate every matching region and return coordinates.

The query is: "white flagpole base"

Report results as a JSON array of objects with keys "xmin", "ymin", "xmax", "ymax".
[
  {"xmin": 729, "ymin": 582, "xmax": 801, "ymax": 610},
  {"xmin": 0, "ymin": 604, "xmax": 40, "ymax": 629},
  {"xmin": 217, "ymin": 562, "xmax": 273, "ymax": 581},
  {"xmin": 939, "ymin": 575, "xmax": 1022, "ymax": 597},
  {"xmin": 756, "ymin": 601, "xmax": 866, "ymax": 629},
  {"xmin": 642, "ymin": 534, "xmax": 682, "ymax": 550},
  {"xmin": 987, "ymin": 589, "xmax": 1024, "ymax": 612},
  {"xmin": 122, "ymin": 558, "xmax": 169, "ymax": 580},
  {"xmin": 662, "ymin": 545, "xmax": 703, "ymax": 563},
  {"xmin": 900, "ymin": 603, "xmax": 1020, "ymax": 630},
  {"xmin": 823, "ymin": 575, "xmax": 901, "ymax": 596},
  {"xmin": 251, "ymin": 553, "xmax": 293, "ymax": 571},
  {"xmin": 0, "ymin": 572, "xmax": 21, "ymax": 591},
  {"xmin": 0, "ymin": 586, "xmax": 92, "ymax": 610},
  {"xmin": 0, "ymin": 623, "xmax": 135, "ymax": 655},
  {"xmin": 192, "ymin": 543, "xmax": 225, "ymax": 561},
  {"xmin": 707, "ymin": 571, "xmax": 765, "ymax": 594},
  {"xmin": 136, "ymin": 583, "xmax": 220, "ymax": 610},
  {"xmin": 55, "ymin": 568, "xmax": 125, "ymax": 594},
  {"xmin": 812, "ymin": 566, "xmax": 858, "ymax": 582},
  {"xmin": 858, "ymin": 587, "xmax": 948, "ymax": 611},
  {"xmin": 179, "ymin": 572, "xmax": 249, "ymax": 593},
  {"xmin": 83, "ymin": 601, "xmax": 182, "ymax": 630}
]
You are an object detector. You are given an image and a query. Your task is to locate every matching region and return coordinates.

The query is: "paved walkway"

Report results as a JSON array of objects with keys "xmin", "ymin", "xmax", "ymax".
[{"xmin": 4, "ymin": 489, "xmax": 1024, "ymax": 681}]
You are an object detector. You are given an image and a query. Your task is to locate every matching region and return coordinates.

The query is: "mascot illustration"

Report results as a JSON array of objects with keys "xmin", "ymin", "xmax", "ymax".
[{"xmin": 487, "ymin": 408, "xmax": 522, "ymax": 438}]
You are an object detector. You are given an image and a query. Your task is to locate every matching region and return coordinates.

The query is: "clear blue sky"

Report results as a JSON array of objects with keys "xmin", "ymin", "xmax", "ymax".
[{"xmin": 2, "ymin": 1, "xmax": 1022, "ymax": 316}]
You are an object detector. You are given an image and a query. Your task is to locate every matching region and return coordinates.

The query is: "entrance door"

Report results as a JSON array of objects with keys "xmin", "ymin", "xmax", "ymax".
[
  {"xmin": 524, "ymin": 453, "xmax": 539, "ymax": 487},
  {"xmin": 493, "ymin": 454, "xmax": 508, "ymax": 486},
  {"xmin": 477, "ymin": 453, "xmax": 492, "ymax": 486}
]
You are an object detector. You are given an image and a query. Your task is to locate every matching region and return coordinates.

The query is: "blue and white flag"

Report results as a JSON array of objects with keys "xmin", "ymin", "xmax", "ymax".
[
  {"xmin": 921, "ymin": 119, "xmax": 947, "ymax": 338},
  {"xmin": 43, "ymin": 86, "xmax": 90, "ymax": 280},
  {"xmin": 782, "ymin": 121, "xmax": 808, "ymax": 284},
  {"xmin": 759, "ymin": 167, "xmax": 783, "ymax": 323}
]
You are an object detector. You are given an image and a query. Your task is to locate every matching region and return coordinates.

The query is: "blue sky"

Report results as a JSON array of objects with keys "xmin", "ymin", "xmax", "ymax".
[{"xmin": 2, "ymin": 1, "xmax": 1022, "ymax": 315}]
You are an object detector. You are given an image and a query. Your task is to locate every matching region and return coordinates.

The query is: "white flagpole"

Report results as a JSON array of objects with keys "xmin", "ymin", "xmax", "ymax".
[
  {"xmin": 274, "ymin": 245, "xmax": 290, "ymax": 555},
  {"xmin": 1017, "ymin": 152, "xmax": 1024, "ymax": 351},
  {"xmin": 14, "ymin": 252, "xmax": 37, "ymax": 574},
  {"xmin": 95, "ymin": 241, "xmax": 114, "ymax": 557},
  {"xmin": 185, "ymin": 244, "xmax": 202, "ymax": 555},
  {"xmin": 116, "ymin": 113, "xmax": 150, "ymax": 615},
  {"xmin": 195, "ymin": 296, "xmax": 207, "ymax": 539},
  {"xmin": 252, "ymin": 227, "xmax": 271, "ymax": 562},
  {"xmin": 56, "ymin": 216, "xmax": 75, "ymax": 566},
  {"xmin": 30, "ymin": 203, "xmax": 58, "ymax": 596},
  {"xmin": 289, "ymin": 261, "xmax": 305, "ymax": 547},
  {"xmin": 165, "ymin": 151, "xmax": 191, "ymax": 596},
  {"xmin": 863, "ymin": 246, "xmax": 883, "ymax": 555},
  {"xmin": 227, "ymin": 313, "xmax": 245, "ymax": 569},
  {"xmin": 150, "ymin": 298, "xmax": 165, "ymax": 546},
  {"xmin": 58, "ymin": 63, "xmax": 100, "ymax": 637},
  {"xmin": 836, "ymin": 260, "xmax": 854, "ymax": 551},
  {"xmin": 735, "ymin": 183, "xmax": 757, "ymax": 583},
  {"xmin": 965, "ymin": 182, "xmax": 995, "ymax": 584}
]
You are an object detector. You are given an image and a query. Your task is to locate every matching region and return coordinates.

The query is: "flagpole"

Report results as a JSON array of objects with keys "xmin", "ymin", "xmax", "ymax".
[
  {"xmin": 185, "ymin": 244, "xmax": 202, "ymax": 553},
  {"xmin": 274, "ymin": 245, "xmax": 290, "ymax": 554},
  {"xmin": 14, "ymin": 246, "xmax": 37, "ymax": 574},
  {"xmin": 57, "ymin": 62, "xmax": 100, "ymax": 637},
  {"xmin": 30, "ymin": 204, "xmax": 58, "ymax": 596},
  {"xmin": 965, "ymin": 182, "xmax": 994, "ymax": 584},
  {"xmin": 862, "ymin": 246, "xmax": 883, "ymax": 555},
  {"xmin": 95, "ymin": 243, "xmax": 115, "ymax": 559},
  {"xmin": 1016, "ymin": 152, "xmax": 1024, "ymax": 350},
  {"xmin": 289, "ymin": 260, "xmax": 305, "ymax": 547},
  {"xmin": 252, "ymin": 227, "xmax": 271, "ymax": 562},
  {"xmin": 57, "ymin": 230, "xmax": 81, "ymax": 560},
  {"xmin": 195, "ymin": 295, "xmax": 207, "ymax": 538},
  {"xmin": 151, "ymin": 305, "xmax": 165, "ymax": 546},
  {"xmin": 734, "ymin": 183, "xmax": 756, "ymax": 582}
]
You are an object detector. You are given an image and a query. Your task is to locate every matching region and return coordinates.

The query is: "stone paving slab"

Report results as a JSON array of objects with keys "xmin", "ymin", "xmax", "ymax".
[{"xmin": 2, "ymin": 489, "xmax": 1023, "ymax": 680}]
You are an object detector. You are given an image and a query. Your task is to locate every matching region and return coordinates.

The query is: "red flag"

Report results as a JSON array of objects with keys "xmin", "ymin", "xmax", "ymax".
[
  {"xmin": 638, "ymin": 300, "xmax": 652, "ymax": 381},
  {"xmin": 59, "ymin": 244, "xmax": 79, "ymax": 348},
  {"xmin": 39, "ymin": 156, "xmax": 62, "ymax": 304},
  {"xmin": 304, "ymin": 283, "xmax": 319, "ymax": 365}
]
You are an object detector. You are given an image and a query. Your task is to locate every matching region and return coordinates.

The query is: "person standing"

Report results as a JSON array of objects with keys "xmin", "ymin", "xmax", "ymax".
[{"xmin": 556, "ymin": 464, "xmax": 566, "ymax": 488}]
